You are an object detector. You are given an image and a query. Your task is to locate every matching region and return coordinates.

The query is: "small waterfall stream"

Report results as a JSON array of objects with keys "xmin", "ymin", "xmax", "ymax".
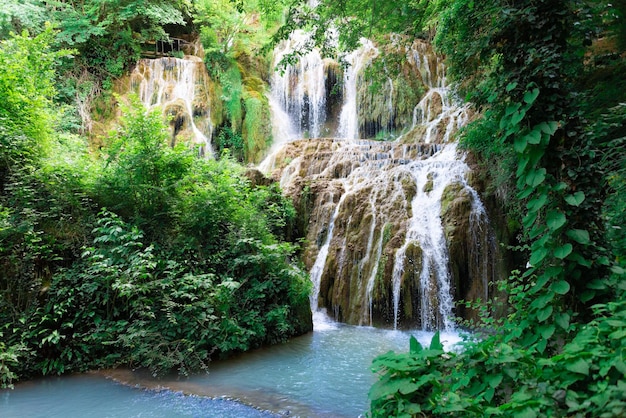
[
  {"xmin": 270, "ymin": 31, "xmax": 329, "ymax": 140},
  {"xmin": 130, "ymin": 56, "xmax": 214, "ymax": 156},
  {"xmin": 337, "ymin": 40, "xmax": 379, "ymax": 139}
]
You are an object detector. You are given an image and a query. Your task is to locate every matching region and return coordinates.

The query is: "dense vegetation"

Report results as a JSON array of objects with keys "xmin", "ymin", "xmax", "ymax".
[
  {"xmin": 2, "ymin": 0, "xmax": 625, "ymax": 417},
  {"xmin": 0, "ymin": 4, "xmax": 310, "ymax": 388}
]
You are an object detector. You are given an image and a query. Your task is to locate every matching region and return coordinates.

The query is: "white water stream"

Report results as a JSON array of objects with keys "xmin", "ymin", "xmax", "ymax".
[{"xmin": 131, "ymin": 57, "xmax": 214, "ymax": 156}]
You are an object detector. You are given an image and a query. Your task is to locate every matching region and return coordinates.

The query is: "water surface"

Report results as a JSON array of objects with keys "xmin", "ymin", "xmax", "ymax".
[{"xmin": 1, "ymin": 317, "xmax": 461, "ymax": 417}]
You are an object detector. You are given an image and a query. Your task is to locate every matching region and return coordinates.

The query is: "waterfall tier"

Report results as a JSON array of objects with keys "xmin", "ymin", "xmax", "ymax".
[{"xmin": 130, "ymin": 56, "xmax": 214, "ymax": 156}]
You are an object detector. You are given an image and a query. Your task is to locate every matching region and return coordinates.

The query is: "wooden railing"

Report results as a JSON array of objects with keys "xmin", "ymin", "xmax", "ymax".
[{"xmin": 141, "ymin": 38, "xmax": 191, "ymax": 58}]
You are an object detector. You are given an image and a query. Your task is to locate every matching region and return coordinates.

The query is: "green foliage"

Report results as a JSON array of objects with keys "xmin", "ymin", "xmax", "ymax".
[
  {"xmin": 371, "ymin": 279, "xmax": 626, "ymax": 417},
  {"xmin": 0, "ymin": 0, "xmax": 47, "ymax": 39},
  {"xmin": 0, "ymin": 27, "xmax": 65, "ymax": 171},
  {"xmin": 93, "ymin": 95, "xmax": 194, "ymax": 234},
  {"xmin": 360, "ymin": 0, "xmax": 626, "ymax": 416},
  {"xmin": 1, "ymin": 55, "xmax": 310, "ymax": 383}
]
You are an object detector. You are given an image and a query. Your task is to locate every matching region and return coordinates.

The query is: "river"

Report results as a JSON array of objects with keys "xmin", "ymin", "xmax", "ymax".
[{"xmin": 2, "ymin": 314, "xmax": 461, "ymax": 417}]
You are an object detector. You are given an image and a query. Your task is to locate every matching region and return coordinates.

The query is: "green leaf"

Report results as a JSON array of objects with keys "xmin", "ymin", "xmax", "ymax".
[
  {"xmin": 529, "ymin": 224, "xmax": 546, "ymax": 239},
  {"xmin": 530, "ymin": 272, "xmax": 552, "ymax": 294},
  {"xmin": 566, "ymin": 358, "xmax": 589, "ymax": 375},
  {"xmin": 587, "ymin": 279, "xmax": 607, "ymax": 290},
  {"xmin": 511, "ymin": 110, "xmax": 525, "ymax": 126},
  {"xmin": 429, "ymin": 331, "xmax": 443, "ymax": 350},
  {"xmin": 484, "ymin": 386, "xmax": 495, "ymax": 402},
  {"xmin": 529, "ymin": 246, "xmax": 549, "ymax": 266},
  {"xmin": 506, "ymin": 82, "xmax": 518, "ymax": 92},
  {"xmin": 513, "ymin": 407, "xmax": 538, "ymax": 418},
  {"xmin": 527, "ymin": 194, "xmax": 548, "ymax": 212},
  {"xmin": 523, "ymin": 88, "xmax": 540, "ymax": 105},
  {"xmin": 525, "ymin": 168, "xmax": 546, "ymax": 187},
  {"xmin": 564, "ymin": 191, "xmax": 585, "ymax": 207},
  {"xmin": 554, "ymin": 244, "xmax": 573, "ymax": 259},
  {"xmin": 555, "ymin": 313, "xmax": 570, "ymax": 330},
  {"xmin": 514, "ymin": 135, "xmax": 528, "ymax": 153},
  {"xmin": 526, "ymin": 128, "xmax": 541, "ymax": 144},
  {"xmin": 539, "ymin": 324, "xmax": 555, "ymax": 339},
  {"xmin": 580, "ymin": 290, "xmax": 596, "ymax": 303},
  {"xmin": 539, "ymin": 121, "xmax": 558, "ymax": 135},
  {"xmin": 369, "ymin": 377, "xmax": 422, "ymax": 399},
  {"xmin": 523, "ymin": 211, "xmax": 538, "ymax": 229},
  {"xmin": 611, "ymin": 265, "xmax": 625, "ymax": 275},
  {"xmin": 486, "ymin": 374, "xmax": 503, "ymax": 388},
  {"xmin": 505, "ymin": 102, "xmax": 521, "ymax": 116},
  {"xmin": 530, "ymin": 292, "xmax": 554, "ymax": 309},
  {"xmin": 551, "ymin": 280, "xmax": 570, "ymax": 295},
  {"xmin": 517, "ymin": 186, "xmax": 535, "ymax": 200},
  {"xmin": 409, "ymin": 335, "xmax": 422, "ymax": 354},
  {"xmin": 536, "ymin": 305, "xmax": 553, "ymax": 322},
  {"xmin": 546, "ymin": 210, "xmax": 566, "ymax": 231},
  {"xmin": 566, "ymin": 229, "xmax": 590, "ymax": 245}
]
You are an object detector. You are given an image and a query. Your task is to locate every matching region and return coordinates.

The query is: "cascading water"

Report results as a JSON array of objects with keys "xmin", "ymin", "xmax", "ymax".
[
  {"xmin": 130, "ymin": 56, "xmax": 213, "ymax": 156},
  {"xmin": 336, "ymin": 39, "xmax": 379, "ymax": 139},
  {"xmin": 270, "ymin": 31, "xmax": 329, "ymax": 140},
  {"xmin": 263, "ymin": 39, "xmax": 498, "ymax": 331}
]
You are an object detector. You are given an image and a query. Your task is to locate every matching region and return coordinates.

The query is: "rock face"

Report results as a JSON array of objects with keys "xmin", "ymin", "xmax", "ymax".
[{"xmin": 262, "ymin": 40, "xmax": 501, "ymax": 330}]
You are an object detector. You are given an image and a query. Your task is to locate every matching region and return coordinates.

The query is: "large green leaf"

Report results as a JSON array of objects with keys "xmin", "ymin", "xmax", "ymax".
[
  {"xmin": 429, "ymin": 331, "xmax": 443, "ymax": 350},
  {"xmin": 514, "ymin": 135, "xmax": 528, "ymax": 153},
  {"xmin": 536, "ymin": 305, "xmax": 553, "ymax": 322},
  {"xmin": 527, "ymin": 194, "xmax": 548, "ymax": 212},
  {"xmin": 546, "ymin": 210, "xmax": 566, "ymax": 231},
  {"xmin": 551, "ymin": 280, "xmax": 570, "ymax": 295},
  {"xmin": 555, "ymin": 312, "xmax": 570, "ymax": 330},
  {"xmin": 409, "ymin": 335, "xmax": 422, "ymax": 354},
  {"xmin": 566, "ymin": 229, "xmax": 590, "ymax": 245},
  {"xmin": 529, "ymin": 246, "xmax": 549, "ymax": 266},
  {"xmin": 525, "ymin": 168, "xmax": 546, "ymax": 187},
  {"xmin": 511, "ymin": 110, "xmax": 525, "ymax": 126},
  {"xmin": 539, "ymin": 121, "xmax": 558, "ymax": 135},
  {"xmin": 554, "ymin": 244, "xmax": 573, "ymax": 259},
  {"xmin": 564, "ymin": 191, "xmax": 585, "ymax": 207},
  {"xmin": 523, "ymin": 88, "xmax": 540, "ymax": 104},
  {"xmin": 566, "ymin": 358, "xmax": 589, "ymax": 375},
  {"xmin": 525, "ymin": 128, "xmax": 541, "ymax": 145}
]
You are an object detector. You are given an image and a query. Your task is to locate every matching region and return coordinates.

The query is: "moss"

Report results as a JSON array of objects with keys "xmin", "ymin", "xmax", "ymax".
[
  {"xmin": 401, "ymin": 242, "xmax": 424, "ymax": 325},
  {"xmin": 356, "ymin": 49, "xmax": 427, "ymax": 139},
  {"xmin": 423, "ymin": 172, "xmax": 434, "ymax": 194},
  {"xmin": 242, "ymin": 95, "xmax": 271, "ymax": 163}
]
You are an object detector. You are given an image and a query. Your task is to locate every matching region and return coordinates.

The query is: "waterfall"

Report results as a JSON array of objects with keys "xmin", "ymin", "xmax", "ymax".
[
  {"xmin": 337, "ymin": 40, "xmax": 379, "ymax": 140},
  {"xmin": 263, "ymin": 39, "xmax": 498, "ymax": 331},
  {"xmin": 130, "ymin": 56, "xmax": 213, "ymax": 156},
  {"xmin": 390, "ymin": 146, "xmax": 467, "ymax": 331},
  {"xmin": 270, "ymin": 31, "xmax": 329, "ymax": 140}
]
